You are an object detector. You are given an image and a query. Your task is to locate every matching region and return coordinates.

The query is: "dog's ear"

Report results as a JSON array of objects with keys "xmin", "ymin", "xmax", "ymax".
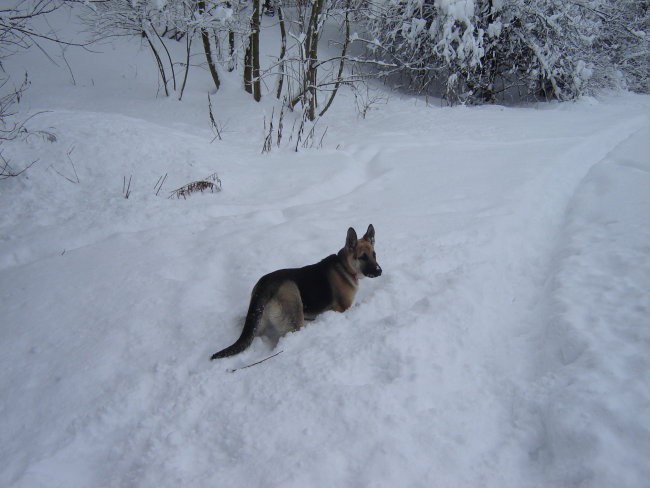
[
  {"xmin": 346, "ymin": 227, "xmax": 358, "ymax": 251},
  {"xmin": 363, "ymin": 224, "xmax": 375, "ymax": 245}
]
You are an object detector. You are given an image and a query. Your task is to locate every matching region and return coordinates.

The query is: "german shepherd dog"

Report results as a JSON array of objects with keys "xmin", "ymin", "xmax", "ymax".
[{"xmin": 210, "ymin": 225, "xmax": 382, "ymax": 359}]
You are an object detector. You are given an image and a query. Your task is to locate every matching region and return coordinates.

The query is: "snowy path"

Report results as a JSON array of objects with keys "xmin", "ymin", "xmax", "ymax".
[
  {"xmin": 1, "ymin": 90, "xmax": 649, "ymax": 487},
  {"xmin": 522, "ymin": 125, "xmax": 650, "ymax": 486}
]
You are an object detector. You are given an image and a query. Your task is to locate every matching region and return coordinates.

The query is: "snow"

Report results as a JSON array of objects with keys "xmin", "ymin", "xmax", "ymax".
[
  {"xmin": 435, "ymin": 0, "xmax": 475, "ymax": 22},
  {"xmin": 487, "ymin": 20, "xmax": 502, "ymax": 38},
  {"xmin": 1, "ymin": 10, "xmax": 650, "ymax": 488},
  {"xmin": 429, "ymin": 0, "xmax": 484, "ymax": 66}
]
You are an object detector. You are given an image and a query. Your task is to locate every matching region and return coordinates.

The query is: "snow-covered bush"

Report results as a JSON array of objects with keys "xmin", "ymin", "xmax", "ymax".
[
  {"xmin": 594, "ymin": 0, "xmax": 650, "ymax": 93},
  {"xmin": 363, "ymin": 0, "xmax": 649, "ymax": 103},
  {"xmin": 484, "ymin": 0, "xmax": 604, "ymax": 102}
]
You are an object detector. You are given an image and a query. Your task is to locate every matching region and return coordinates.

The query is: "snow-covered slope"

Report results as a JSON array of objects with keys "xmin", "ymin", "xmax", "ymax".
[{"xmin": 1, "ymin": 13, "xmax": 649, "ymax": 488}]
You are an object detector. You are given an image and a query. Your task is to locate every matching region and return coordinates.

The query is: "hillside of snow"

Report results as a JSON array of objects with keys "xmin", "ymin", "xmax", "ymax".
[{"xmin": 1, "ymin": 9, "xmax": 649, "ymax": 488}]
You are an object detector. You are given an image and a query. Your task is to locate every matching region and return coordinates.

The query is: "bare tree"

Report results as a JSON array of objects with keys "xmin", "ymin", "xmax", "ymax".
[
  {"xmin": 1, "ymin": 0, "xmax": 83, "ymax": 55},
  {"xmin": 83, "ymin": 0, "xmax": 176, "ymax": 95},
  {"xmin": 277, "ymin": 0, "xmax": 365, "ymax": 121},
  {"xmin": 82, "ymin": 0, "xmax": 242, "ymax": 97},
  {"xmin": 0, "ymin": 0, "xmax": 83, "ymax": 178}
]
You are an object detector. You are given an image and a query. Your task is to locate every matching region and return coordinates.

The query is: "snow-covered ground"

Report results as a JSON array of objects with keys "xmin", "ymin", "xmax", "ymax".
[{"xmin": 1, "ymin": 11, "xmax": 649, "ymax": 488}]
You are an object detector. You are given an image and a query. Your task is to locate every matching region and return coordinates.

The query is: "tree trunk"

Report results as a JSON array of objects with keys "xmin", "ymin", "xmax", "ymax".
[
  {"xmin": 143, "ymin": 30, "xmax": 169, "ymax": 97},
  {"xmin": 275, "ymin": 4, "xmax": 287, "ymax": 99},
  {"xmin": 251, "ymin": 0, "xmax": 261, "ymax": 101},
  {"xmin": 304, "ymin": 0, "xmax": 324, "ymax": 120},
  {"xmin": 179, "ymin": 34, "xmax": 193, "ymax": 100},
  {"xmin": 198, "ymin": 0, "xmax": 220, "ymax": 91},
  {"xmin": 244, "ymin": 39, "xmax": 252, "ymax": 94},
  {"xmin": 228, "ymin": 30, "xmax": 235, "ymax": 72},
  {"xmin": 244, "ymin": 0, "xmax": 261, "ymax": 100},
  {"xmin": 152, "ymin": 26, "xmax": 176, "ymax": 91}
]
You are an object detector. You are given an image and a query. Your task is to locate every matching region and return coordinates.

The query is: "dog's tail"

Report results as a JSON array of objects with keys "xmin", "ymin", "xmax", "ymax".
[{"xmin": 210, "ymin": 289, "xmax": 267, "ymax": 360}]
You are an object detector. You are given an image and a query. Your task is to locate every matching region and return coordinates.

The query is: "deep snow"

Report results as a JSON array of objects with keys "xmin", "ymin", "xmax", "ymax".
[{"xmin": 1, "ymin": 9, "xmax": 649, "ymax": 488}]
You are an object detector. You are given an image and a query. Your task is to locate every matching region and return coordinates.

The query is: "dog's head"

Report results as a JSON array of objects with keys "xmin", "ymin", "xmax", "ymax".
[{"xmin": 344, "ymin": 224, "xmax": 382, "ymax": 278}]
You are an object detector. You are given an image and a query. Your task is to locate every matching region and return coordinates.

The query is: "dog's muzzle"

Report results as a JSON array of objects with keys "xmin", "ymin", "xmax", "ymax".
[{"xmin": 368, "ymin": 265, "xmax": 382, "ymax": 278}]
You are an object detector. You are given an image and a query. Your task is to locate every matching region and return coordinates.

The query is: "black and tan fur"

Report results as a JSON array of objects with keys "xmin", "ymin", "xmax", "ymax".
[{"xmin": 210, "ymin": 225, "xmax": 382, "ymax": 359}]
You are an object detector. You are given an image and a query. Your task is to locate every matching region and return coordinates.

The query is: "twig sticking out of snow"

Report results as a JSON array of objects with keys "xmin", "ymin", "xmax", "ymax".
[
  {"xmin": 51, "ymin": 146, "xmax": 80, "ymax": 184},
  {"xmin": 207, "ymin": 93, "xmax": 224, "ymax": 142},
  {"xmin": 122, "ymin": 175, "xmax": 132, "ymax": 199},
  {"xmin": 154, "ymin": 173, "xmax": 167, "ymax": 196},
  {"xmin": 226, "ymin": 350, "xmax": 283, "ymax": 373}
]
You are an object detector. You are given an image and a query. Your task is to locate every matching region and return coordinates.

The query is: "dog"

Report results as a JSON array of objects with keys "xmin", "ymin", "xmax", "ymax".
[{"xmin": 210, "ymin": 225, "xmax": 382, "ymax": 359}]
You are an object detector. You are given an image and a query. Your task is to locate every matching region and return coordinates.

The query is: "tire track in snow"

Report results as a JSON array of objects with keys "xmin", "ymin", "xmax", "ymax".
[{"xmin": 518, "ymin": 125, "xmax": 650, "ymax": 486}]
